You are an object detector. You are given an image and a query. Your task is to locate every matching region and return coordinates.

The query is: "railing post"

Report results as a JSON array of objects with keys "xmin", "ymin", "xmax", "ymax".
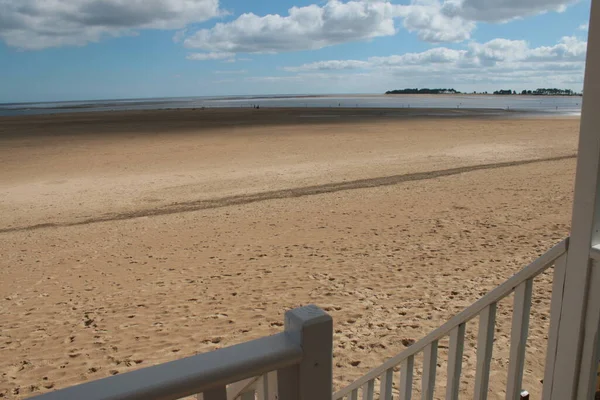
[
  {"xmin": 550, "ymin": 1, "xmax": 600, "ymax": 398},
  {"xmin": 277, "ymin": 305, "xmax": 333, "ymax": 400}
]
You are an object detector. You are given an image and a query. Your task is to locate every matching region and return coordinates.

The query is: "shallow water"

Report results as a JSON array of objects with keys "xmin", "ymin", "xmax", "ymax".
[{"xmin": 0, "ymin": 94, "xmax": 582, "ymax": 117}]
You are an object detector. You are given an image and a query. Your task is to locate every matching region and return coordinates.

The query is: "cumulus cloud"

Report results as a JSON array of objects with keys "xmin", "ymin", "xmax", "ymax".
[
  {"xmin": 284, "ymin": 60, "xmax": 370, "ymax": 72},
  {"xmin": 280, "ymin": 36, "xmax": 586, "ymax": 88},
  {"xmin": 187, "ymin": 52, "xmax": 235, "ymax": 61},
  {"xmin": 184, "ymin": 0, "xmax": 406, "ymax": 53},
  {"xmin": 183, "ymin": 0, "xmax": 578, "ymax": 54},
  {"xmin": 395, "ymin": 1, "xmax": 475, "ymax": 42},
  {"xmin": 0, "ymin": 0, "xmax": 222, "ymax": 50},
  {"xmin": 247, "ymin": 72, "xmax": 372, "ymax": 83},
  {"xmin": 286, "ymin": 47, "xmax": 465, "ymax": 72},
  {"xmin": 371, "ymin": 47, "xmax": 465, "ymax": 65},
  {"xmin": 1, "ymin": 0, "xmax": 581, "ymax": 52},
  {"xmin": 467, "ymin": 38, "xmax": 530, "ymax": 66},
  {"xmin": 525, "ymin": 36, "xmax": 587, "ymax": 61},
  {"xmin": 579, "ymin": 23, "xmax": 589, "ymax": 31},
  {"xmin": 184, "ymin": 0, "xmax": 398, "ymax": 53},
  {"xmin": 443, "ymin": 0, "xmax": 576, "ymax": 22}
]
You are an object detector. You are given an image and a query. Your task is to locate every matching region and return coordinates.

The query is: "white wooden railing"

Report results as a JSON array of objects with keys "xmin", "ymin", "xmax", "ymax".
[
  {"xmin": 333, "ymin": 238, "xmax": 569, "ymax": 400},
  {"xmin": 29, "ymin": 304, "xmax": 333, "ymax": 400},
  {"xmin": 29, "ymin": 239, "xmax": 571, "ymax": 400}
]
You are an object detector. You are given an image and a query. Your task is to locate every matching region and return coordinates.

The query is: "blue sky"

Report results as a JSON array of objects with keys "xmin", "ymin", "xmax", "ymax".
[{"xmin": 0, "ymin": 0, "xmax": 591, "ymax": 103}]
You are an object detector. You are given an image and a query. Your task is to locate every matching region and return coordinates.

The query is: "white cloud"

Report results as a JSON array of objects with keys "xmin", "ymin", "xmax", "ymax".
[
  {"xmin": 0, "ymin": 0, "xmax": 222, "ymax": 50},
  {"xmin": 173, "ymin": 29, "xmax": 187, "ymax": 43},
  {"xmin": 444, "ymin": 0, "xmax": 576, "ymax": 22},
  {"xmin": 525, "ymin": 36, "xmax": 587, "ymax": 61},
  {"xmin": 214, "ymin": 69, "xmax": 248, "ymax": 74},
  {"xmin": 395, "ymin": 1, "xmax": 475, "ymax": 42},
  {"xmin": 182, "ymin": 0, "xmax": 580, "ymax": 55},
  {"xmin": 467, "ymin": 38, "xmax": 530, "ymax": 66},
  {"xmin": 284, "ymin": 60, "xmax": 370, "ymax": 72},
  {"xmin": 1, "ymin": 0, "xmax": 581, "ymax": 53},
  {"xmin": 287, "ymin": 47, "xmax": 464, "ymax": 72},
  {"xmin": 371, "ymin": 47, "xmax": 465, "ymax": 65},
  {"xmin": 247, "ymin": 72, "xmax": 372, "ymax": 83},
  {"xmin": 187, "ymin": 52, "xmax": 235, "ymax": 61},
  {"xmin": 184, "ymin": 0, "xmax": 399, "ymax": 53},
  {"xmin": 278, "ymin": 36, "xmax": 586, "ymax": 89},
  {"xmin": 579, "ymin": 23, "xmax": 589, "ymax": 31},
  {"xmin": 247, "ymin": 76, "xmax": 304, "ymax": 83}
]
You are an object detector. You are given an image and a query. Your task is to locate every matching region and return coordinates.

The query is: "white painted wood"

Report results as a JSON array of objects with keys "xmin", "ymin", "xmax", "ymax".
[
  {"xmin": 267, "ymin": 371, "xmax": 278, "ymax": 400},
  {"xmin": 202, "ymin": 386, "xmax": 228, "ymax": 400},
  {"xmin": 362, "ymin": 380, "xmax": 374, "ymax": 400},
  {"xmin": 350, "ymin": 388, "xmax": 358, "ymax": 400},
  {"xmin": 577, "ymin": 261, "xmax": 600, "ymax": 399},
  {"xmin": 474, "ymin": 303, "xmax": 497, "ymax": 400},
  {"xmin": 591, "ymin": 244, "xmax": 600, "ymax": 261},
  {"xmin": 446, "ymin": 324, "xmax": 465, "ymax": 400},
  {"xmin": 332, "ymin": 240, "xmax": 567, "ymax": 399},
  {"xmin": 30, "ymin": 330, "xmax": 303, "ymax": 400},
  {"xmin": 256, "ymin": 374, "xmax": 266, "ymax": 400},
  {"xmin": 399, "ymin": 356, "xmax": 414, "ymax": 400},
  {"xmin": 283, "ymin": 305, "xmax": 333, "ymax": 400},
  {"xmin": 228, "ymin": 377, "xmax": 260, "ymax": 400},
  {"xmin": 379, "ymin": 368, "xmax": 393, "ymax": 400},
  {"xmin": 256, "ymin": 373, "xmax": 275, "ymax": 400},
  {"xmin": 277, "ymin": 365, "xmax": 299, "ymax": 400},
  {"xmin": 29, "ymin": 306, "xmax": 331, "ymax": 400},
  {"xmin": 421, "ymin": 341, "xmax": 437, "ymax": 400},
  {"xmin": 241, "ymin": 391, "xmax": 255, "ymax": 400},
  {"xmin": 542, "ymin": 254, "xmax": 567, "ymax": 399},
  {"xmin": 506, "ymin": 279, "xmax": 533, "ymax": 400},
  {"xmin": 551, "ymin": 2, "xmax": 600, "ymax": 397}
]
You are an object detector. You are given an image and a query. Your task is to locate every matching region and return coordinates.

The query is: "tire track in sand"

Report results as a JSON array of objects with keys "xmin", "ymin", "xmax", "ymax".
[{"xmin": 0, "ymin": 154, "xmax": 575, "ymax": 234}]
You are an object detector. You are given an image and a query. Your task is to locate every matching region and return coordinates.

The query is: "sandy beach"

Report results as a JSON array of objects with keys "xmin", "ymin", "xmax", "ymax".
[{"xmin": 0, "ymin": 108, "xmax": 579, "ymax": 399}]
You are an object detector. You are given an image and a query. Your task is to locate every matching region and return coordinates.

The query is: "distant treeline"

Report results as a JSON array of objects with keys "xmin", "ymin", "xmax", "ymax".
[
  {"xmin": 493, "ymin": 88, "xmax": 582, "ymax": 96},
  {"xmin": 384, "ymin": 87, "xmax": 581, "ymax": 96},
  {"xmin": 385, "ymin": 88, "xmax": 460, "ymax": 95}
]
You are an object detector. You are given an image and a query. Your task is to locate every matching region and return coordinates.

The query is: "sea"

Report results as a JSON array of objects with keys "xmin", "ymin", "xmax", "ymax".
[{"xmin": 0, "ymin": 94, "xmax": 582, "ymax": 117}]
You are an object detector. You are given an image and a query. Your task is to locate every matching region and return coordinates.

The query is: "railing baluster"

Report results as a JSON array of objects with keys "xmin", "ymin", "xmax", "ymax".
[
  {"xmin": 241, "ymin": 390, "xmax": 256, "ymax": 400},
  {"xmin": 199, "ymin": 386, "xmax": 227, "ymax": 400},
  {"xmin": 350, "ymin": 388, "xmax": 359, "ymax": 400},
  {"xmin": 474, "ymin": 303, "xmax": 497, "ymax": 400},
  {"xmin": 379, "ymin": 368, "xmax": 394, "ymax": 400},
  {"xmin": 362, "ymin": 379, "xmax": 375, "ymax": 400},
  {"xmin": 506, "ymin": 279, "xmax": 533, "ymax": 400},
  {"xmin": 421, "ymin": 341, "xmax": 438, "ymax": 400},
  {"xmin": 256, "ymin": 374, "xmax": 267, "ymax": 400},
  {"xmin": 399, "ymin": 355, "xmax": 414, "ymax": 400},
  {"xmin": 267, "ymin": 371, "xmax": 278, "ymax": 400},
  {"xmin": 446, "ymin": 323, "xmax": 466, "ymax": 400},
  {"xmin": 542, "ymin": 254, "xmax": 567, "ymax": 399},
  {"xmin": 228, "ymin": 377, "xmax": 261, "ymax": 400},
  {"xmin": 257, "ymin": 372, "xmax": 278, "ymax": 400}
]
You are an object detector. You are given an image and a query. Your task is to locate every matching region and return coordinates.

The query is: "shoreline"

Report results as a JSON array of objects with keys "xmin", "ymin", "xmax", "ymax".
[
  {"xmin": 0, "ymin": 106, "xmax": 579, "ymax": 127},
  {"xmin": 0, "ymin": 92, "xmax": 584, "ymax": 106},
  {"xmin": 1, "ymin": 94, "xmax": 582, "ymax": 118}
]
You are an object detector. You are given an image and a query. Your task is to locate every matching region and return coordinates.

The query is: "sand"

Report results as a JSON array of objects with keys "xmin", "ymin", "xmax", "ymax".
[{"xmin": 0, "ymin": 108, "xmax": 579, "ymax": 399}]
